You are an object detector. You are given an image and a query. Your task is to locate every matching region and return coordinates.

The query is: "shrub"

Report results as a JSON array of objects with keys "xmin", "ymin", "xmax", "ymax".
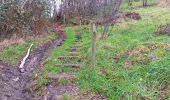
[{"xmin": 0, "ymin": 0, "xmax": 50, "ymax": 40}]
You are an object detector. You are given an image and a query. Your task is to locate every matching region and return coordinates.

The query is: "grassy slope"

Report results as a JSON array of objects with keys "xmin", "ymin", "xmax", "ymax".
[
  {"xmin": 44, "ymin": 27, "xmax": 76, "ymax": 74},
  {"xmin": 0, "ymin": 29, "xmax": 56, "ymax": 65},
  {"xmin": 36, "ymin": 27, "xmax": 76, "ymax": 87},
  {"xmin": 77, "ymin": 6, "xmax": 170, "ymax": 99}
]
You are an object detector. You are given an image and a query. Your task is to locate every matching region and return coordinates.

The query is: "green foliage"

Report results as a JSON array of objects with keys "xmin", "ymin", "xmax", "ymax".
[
  {"xmin": 0, "ymin": 3, "xmax": 7, "ymax": 21},
  {"xmin": 0, "ymin": 0, "xmax": 51, "ymax": 39}
]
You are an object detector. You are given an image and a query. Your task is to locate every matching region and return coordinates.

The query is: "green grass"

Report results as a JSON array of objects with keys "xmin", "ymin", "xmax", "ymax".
[
  {"xmin": 77, "ymin": 6, "xmax": 170, "ymax": 99},
  {"xmin": 36, "ymin": 27, "xmax": 76, "ymax": 87},
  {"xmin": 121, "ymin": 0, "xmax": 159, "ymax": 10},
  {"xmin": 0, "ymin": 29, "xmax": 56, "ymax": 65},
  {"xmin": 0, "ymin": 43, "xmax": 36, "ymax": 65},
  {"xmin": 44, "ymin": 27, "xmax": 76, "ymax": 74}
]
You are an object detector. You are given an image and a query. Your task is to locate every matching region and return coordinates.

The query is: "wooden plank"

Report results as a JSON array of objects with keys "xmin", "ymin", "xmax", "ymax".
[
  {"xmin": 57, "ymin": 42, "xmax": 64, "ymax": 46},
  {"xmin": 68, "ymin": 52, "xmax": 80, "ymax": 55},
  {"xmin": 75, "ymin": 39, "xmax": 82, "ymax": 42},
  {"xmin": 55, "ymin": 64, "xmax": 81, "ymax": 68},
  {"xmin": 74, "ymin": 44, "xmax": 82, "ymax": 47},
  {"xmin": 47, "ymin": 73, "xmax": 77, "ymax": 80},
  {"xmin": 58, "ymin": 56, "xmax": 80, "ymax": 59},
  {"xmin": 57, "ymin": 44, "xmax": 62, "ymax": 46},
  {"xmin": 75, "ymin": 36, "xmax": 81, "ymax": 38},
  {"xmin": 71, "ymin": 45, "xmax": 82, "ymax": 48},
  {"xmin": 69, "ymin": 48, "xmax": 81, "ymax": 51},
  {"xmin": 75, "ymin": 34, "xmax": 81, "ymax": 36}
]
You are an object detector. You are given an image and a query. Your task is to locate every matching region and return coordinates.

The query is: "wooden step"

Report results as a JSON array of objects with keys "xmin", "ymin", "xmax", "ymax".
[
  {"xmin": 75, "ymin": 36, "xmax": 81, "ymax": 38},
  {"xmin": 57, "ymin": 41, "xmax": 64, "ymax": 46},
  {"xmin": 57, "ymin": 44, "xmax": 62, "ymax": 46},
  {"xmin": 75, "ymin": 39, "xmax": 82, "ymax": 42},
  {"xmin": 75, "ymin": 37, "xmax": 81, "ymax": 39},
  {"xmin": 75, "ymin": 35, "xmax": 81, "ymax": 37},
  {"xmin": 75, "ymin": 34, "xmax": 81, "ymax": 36},
  {"xmin": 47, "ymin": 73, "xmax": 77, "ymax": 80},
  {"xmin": 69, "ymin": 48, "xmax": 81, "ymax": 51},
  {"xmin": 58, "ymin": 56, "xmax": 80, "ymax": 59},
  {"xmin": 55, "ymin": 64, "xmax": 81, "ymax": 68},
  {"xmin": 71, "ymin": 45, "xmax": 82, "ymax": 48},
  {"xmin": 74, "ymin": 42, "xmax": 82, "ymax": 45},
  {"xmin": 74, "ymin": 44, "xmax": 82, "ymax": 47},
  {"xmin": 68, "ymin": 52, "xmax": 80, "ymax": 55},
  {"xmin": 75, "ymin": 37, "xmax": 82, "ymax": 40}
]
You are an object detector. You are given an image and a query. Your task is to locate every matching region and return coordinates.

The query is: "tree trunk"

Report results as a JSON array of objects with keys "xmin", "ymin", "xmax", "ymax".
[{"xmin": 143, "ymin": 0, "xmax": 147, "ymax": 6}]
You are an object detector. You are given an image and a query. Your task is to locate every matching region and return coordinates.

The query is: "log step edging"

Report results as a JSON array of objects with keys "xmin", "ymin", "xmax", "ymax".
[
  {"xmin": 46, "ymin": 73, "xmax": 77, "ymax": 80},
  {"xmin": 58, "ymin": 56, "xmax": 81, "ymax": 59},
  {"xmin": 55, "ymin": 64, "xmax": 81, "ymax": 68},
  {"xmin": 68, "ymin": 48, "xmax": 81, "ymax": 51},
  {"xmin": 68, "ymin": 52, "xmax": 80, "ymax": 55}
]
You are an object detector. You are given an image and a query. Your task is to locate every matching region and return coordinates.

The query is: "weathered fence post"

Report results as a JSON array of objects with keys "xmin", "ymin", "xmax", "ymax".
[{"xmin": 92, "ymin": 23, "xmax": 97, "ymax": 68}]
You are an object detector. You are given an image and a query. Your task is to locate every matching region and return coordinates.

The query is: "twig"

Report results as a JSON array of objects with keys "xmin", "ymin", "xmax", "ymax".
[{"xmin": 19, "ymin": 43, "xmax": 33, "ymax": 72}]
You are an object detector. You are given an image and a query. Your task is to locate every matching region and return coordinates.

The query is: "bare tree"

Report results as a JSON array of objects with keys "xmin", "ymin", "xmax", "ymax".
[
  {"xmin": 143, "ymin": 0, "xmax": 148, "ymax": 6},
  {"xmin": 94, "ymin": 0, "xmax": 122, "ymax": 39},
  {"xmin": 128, "ymin": 0, "xmax": 133, "ymax": 6},
  {"xmin": 55, "ymin": 0, "xmax": 121, "ymax": 23}
]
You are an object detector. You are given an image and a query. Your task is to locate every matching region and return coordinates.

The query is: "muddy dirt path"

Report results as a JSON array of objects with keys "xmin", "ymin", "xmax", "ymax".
[
  {"xmin": 40, "ymin": 33, "xmax": 82, "ymax": 100},
  {"xmin": 0, "ymin": 24, "xmax": 65, "ymax": 100}
]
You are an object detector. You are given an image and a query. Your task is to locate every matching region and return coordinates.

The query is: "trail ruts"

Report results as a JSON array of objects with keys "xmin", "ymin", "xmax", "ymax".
[{"xmin": 0, "ymin": 25, "xmax": 66, "ymax": 100}]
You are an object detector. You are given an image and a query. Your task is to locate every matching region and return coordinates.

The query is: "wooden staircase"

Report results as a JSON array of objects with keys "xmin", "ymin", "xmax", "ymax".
[{"xmin": 46, "ymin": 33, "xmax": 82, "ymax": 82}]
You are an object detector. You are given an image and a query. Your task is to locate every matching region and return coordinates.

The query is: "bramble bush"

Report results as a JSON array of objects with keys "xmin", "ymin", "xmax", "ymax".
[{"xmin": 0, "ymin": 0, "xmax": 50, "ymax": 40}]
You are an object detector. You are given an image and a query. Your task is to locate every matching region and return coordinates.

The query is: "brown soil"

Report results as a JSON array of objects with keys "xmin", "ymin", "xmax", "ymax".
[
  {"xmin": 0, "ymin": 23, "xmax": 66, "ymax": 100},
  {"xmin": 125, "ymin": 12, "xmax": 141, "ymax": 20}
]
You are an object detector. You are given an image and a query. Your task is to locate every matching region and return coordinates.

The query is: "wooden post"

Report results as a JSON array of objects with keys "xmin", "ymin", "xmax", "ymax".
[
  {"xmin": 92, "ymin": 23, "xmax": 97, "ymax": 68},
  {"xmin": 79, "ymin": 17, "xmax": 82, "ymax": 33}
]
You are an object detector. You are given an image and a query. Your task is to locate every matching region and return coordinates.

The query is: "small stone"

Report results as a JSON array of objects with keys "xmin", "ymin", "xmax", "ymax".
[
  {"xmin": 13, "ymin": 77, "xmax": 19, "ymax": 82},
  {"xmin": 19, "ymin": 68, "xmax": 25, "ymax": 73},
  {"xmin": 5, "ymin": 93, "xmax": 12, "ymax": 97}
]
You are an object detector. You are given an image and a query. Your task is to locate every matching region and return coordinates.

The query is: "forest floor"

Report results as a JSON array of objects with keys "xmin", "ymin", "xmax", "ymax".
[{"xmin": 0, "ymin": 4, "xmax": 170, "ymax": 100}]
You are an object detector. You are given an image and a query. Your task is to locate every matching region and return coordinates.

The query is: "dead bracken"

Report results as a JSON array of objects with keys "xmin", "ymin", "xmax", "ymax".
[
  {"xmin": 113, "ymin": 43, "xmax": 170, "ymax": 68},
  {"xmin": 155, "ymin": 23, "xmax": 170, "ymax": 35}
]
